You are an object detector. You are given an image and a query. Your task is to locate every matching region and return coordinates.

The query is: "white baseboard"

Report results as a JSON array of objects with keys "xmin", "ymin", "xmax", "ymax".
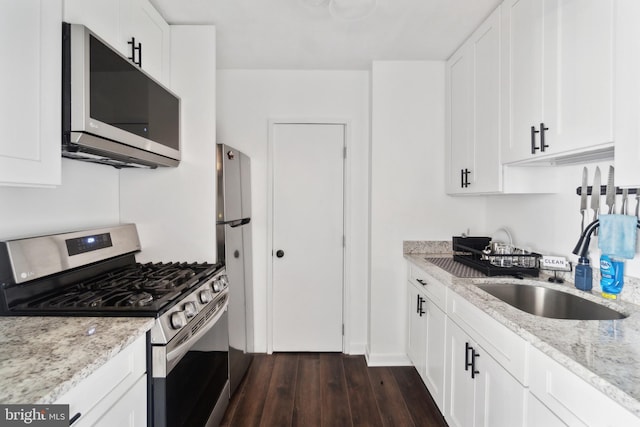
[
  {"xmin": 365, "ymin": 346, "xmax": 412, "ymax": 367},
  {"xmin": 346, "ymin": 342, "xmax": 367, "ymax": 355}
]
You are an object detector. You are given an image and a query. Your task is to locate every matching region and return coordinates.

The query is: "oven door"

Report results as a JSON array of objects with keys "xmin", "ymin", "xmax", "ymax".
[{"xmin": 151, "ymin": 302, "xmax": 229, "ymax": 427}]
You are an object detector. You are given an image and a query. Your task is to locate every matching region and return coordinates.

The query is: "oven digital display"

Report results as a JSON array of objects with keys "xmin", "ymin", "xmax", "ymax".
[{"xmin": 65, "ymin": 233, "xmax": 113, "ymax": 256}]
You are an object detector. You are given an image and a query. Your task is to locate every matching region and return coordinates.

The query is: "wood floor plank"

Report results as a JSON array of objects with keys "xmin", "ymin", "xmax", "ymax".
[
  {"xmin": 260, "ymin": 353, "xmax": 299, "ymax": 426},
  {"xmin": 223, "ymin": 354, "xmax": 449, "ymax": 427},
  {"xmin": 391, "ymin": 366, "xmax": 447, "ymax": 427},
  {"xmin": 292, "ymin": 353, "xmax": 321, "ymax": 426},
  {"xmin": 220, "ymin": 373, "xmax": 244, "ymax": 426},
  {"xmin": 319, "ymin": 353, "xmax": 353, "ymax": 427},
  {"xmin": 342, "ymin": 355, "xmax": 384, "ymax": 427},
  {"xmin": 368, "ymin": 367, "xmax": 416, "ymax": 427},
  {"xmin": 223, "ymin": 354, "xmax": 275, "ymax": 427}
]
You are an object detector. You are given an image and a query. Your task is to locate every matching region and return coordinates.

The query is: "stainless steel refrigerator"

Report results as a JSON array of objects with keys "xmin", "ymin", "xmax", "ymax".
[{"xmin": 216, "ymin": 144, "xmax": 253, "ymax": 396}]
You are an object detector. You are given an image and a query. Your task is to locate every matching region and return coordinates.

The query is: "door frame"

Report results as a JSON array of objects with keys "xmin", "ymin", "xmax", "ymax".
[{"xmin": 267, "ymin": 118, "xmax": 351, "ymax": 354}]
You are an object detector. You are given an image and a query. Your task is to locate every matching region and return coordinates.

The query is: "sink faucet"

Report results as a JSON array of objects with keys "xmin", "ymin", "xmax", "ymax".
[
  {"xmin": 573, "ymin": 219, "xmax": 640, "ymax": 258},
  {"xmin": 572, "ymin": 220, "xmax": 601, "ymax": 258}
]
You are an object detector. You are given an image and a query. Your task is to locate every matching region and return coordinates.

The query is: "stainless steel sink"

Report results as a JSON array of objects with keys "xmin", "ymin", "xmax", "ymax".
[{"xmin": 477, "ymin": 283, "xmax": 627, "ymax": 320}]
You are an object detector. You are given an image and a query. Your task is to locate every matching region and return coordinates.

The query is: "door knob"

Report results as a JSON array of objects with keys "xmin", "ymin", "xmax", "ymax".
[{"xmin": 276, "ymin": 250, "xmax": 285, "ymax": 258}]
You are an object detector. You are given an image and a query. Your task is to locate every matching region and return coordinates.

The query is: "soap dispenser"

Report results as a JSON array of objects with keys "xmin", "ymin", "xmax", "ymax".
[{"xmin": 574, "ymin": 256, "xmax": 593, "ymax": 291}]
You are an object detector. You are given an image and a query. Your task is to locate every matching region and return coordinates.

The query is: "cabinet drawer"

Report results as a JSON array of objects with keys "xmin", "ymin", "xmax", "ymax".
[
  {"xmin": 409, "ymin": 263, "xmax": 446, "ymax": 310},
  {"xmin": 529, "ymin": 346, "xmax": 638, "ymax": 426},
  {"xmin": 447, "ymin": 291, "xmax": 528, "ymax": 384},
  {"xmin": 55, "ymin": 334, "xmax": 147, "ymax": 424}
]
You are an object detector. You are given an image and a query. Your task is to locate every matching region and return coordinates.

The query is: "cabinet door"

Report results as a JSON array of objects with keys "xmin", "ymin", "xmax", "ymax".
[
  {"xmin": 526, "ymin": 393, "xmax": 567, "ymax": 427},
  {"xmin": 542, "ymin": 0, "xmax": 613, "ymax": 155},
  {"xmin": 446, "ymin": 6, "xmax": 502, "ymax": 195},
  {"xmin": 445, "ymin": 321, "xmax": 476, "ymax": 427},
  {"xmin": 502, "ymin": 0, "xmax": 543, "ymax": 163},
  {"xmin": 446, "ymin": 43, "xmax": 473, "ymax": 194},
  {"xmin": 0, "ymin": 0, "xmax": 62, "ymax": 186},
  {"xmin": 474, "ymin": 344, "xmax": 526, "ymax": 427},
  {"xmin": 504, "ymin": 0, "xmax": 613, "ymax": 163},
  {"xmin": 614, "ymin": 0, "xmax": 640, "ymax": 188},
  {"xmin": 407, "ymin": 283, "xmax": 427, "ymax": 379},
  {"xmin": 423, "ymin": 299, "xmax": 446, "ymax": 411},
  {"xmin": 471, "ymin": 7, "xmax": 501, "ymax": 193},
  {"xmin": 89, "ymin": 376, "xmax": 147, "ymax": 427},
  {"xmin": 119, "ymin": 0, "xmax": 171, "ymax": 84}
]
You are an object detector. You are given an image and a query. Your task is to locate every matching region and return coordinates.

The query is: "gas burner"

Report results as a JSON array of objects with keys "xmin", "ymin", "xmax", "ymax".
[{"xmin": 126, "ymin": 292, "xmax": 154, "ymax": 307}]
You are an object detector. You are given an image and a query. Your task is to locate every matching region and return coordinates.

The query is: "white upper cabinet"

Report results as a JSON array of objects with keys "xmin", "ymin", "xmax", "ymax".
[
  {"xmin": 0, "ymin": 0, "xmax": 62, "ymax": 187},
  {"xmin": 614, "ymin": 0, "xmax": 640, "ymax": 188},
  {"xmin": 446, "ymin": 7, "xmax": 501, "ymax": 194},
  {"xmin": 446, "ymin": 45, "xmax": 473, "ymax": 193},
  {"xmin": 118, "ymin": 0, "xmax": 171, "ymax": 84},
  {"xmin": 446, "ymin": 6, "xmax": 555, "ymax": 195},
  {"xmin": 502, "ymin": 0, "xmax": 614, "ymax": 164},
  {"xmin": 64, "ymin": 0, "xmax": 170, "ymax": 84}
]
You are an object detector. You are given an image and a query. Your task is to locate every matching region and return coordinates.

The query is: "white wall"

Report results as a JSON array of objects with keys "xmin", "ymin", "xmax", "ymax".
[
  {"xmin": 484, "ymin": 160, "xmax": 640, "ymax": 282},
  {"xmin": 217, "ymin": 69, "xmax": 370, "ymax": 353},
  {"xmin": 120, "ymin": 26, "xmax": 217, "ymax": 263},
  {"xmin": 0, "ymin": 159, "xmax": 120, "ymax": 239},
  {"xmin": 368, "ymin": 61, "xmax": 486, "ymax": 365}
]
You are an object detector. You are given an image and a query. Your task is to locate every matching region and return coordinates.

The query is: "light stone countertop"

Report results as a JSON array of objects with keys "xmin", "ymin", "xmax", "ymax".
[
  {"xmin": 0, "ymin": 316, "xmax": 154, "ymax": 404},
  {"xmin": 405, "ymin": 253, "xmax": 640, "ymax": 418}
]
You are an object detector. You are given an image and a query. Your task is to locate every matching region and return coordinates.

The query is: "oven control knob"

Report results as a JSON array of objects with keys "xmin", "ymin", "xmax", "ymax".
[
  {"xmin": 170, "ymin": 311, "xmax": 187, "ymax": 330},
  {"xmin": 212, "ymin": 280, "xmax": 224, "ymax": 293},
  {"xmin": 199, "ymin": 289, "xmax": 213, "ymax": 304},
  {"xmin": 183, "ymin": 302, "xmax": 197, "ymax": 319}
]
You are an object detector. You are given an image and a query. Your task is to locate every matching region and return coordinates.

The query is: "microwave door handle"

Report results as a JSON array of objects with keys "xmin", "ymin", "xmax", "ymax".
[{"xmin": 166, "ymin": 302, "xmax": 228, "ymax": 364}]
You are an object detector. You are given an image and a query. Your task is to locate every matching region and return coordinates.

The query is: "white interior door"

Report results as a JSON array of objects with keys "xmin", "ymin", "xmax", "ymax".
[{"xmin": 272, "ymin": 123, "xmax": 344, "ymax": 352}]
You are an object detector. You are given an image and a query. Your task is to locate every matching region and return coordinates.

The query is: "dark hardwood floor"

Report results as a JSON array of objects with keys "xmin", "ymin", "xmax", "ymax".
[{"xmin": 221, "ymin": 353, "xmax": 448, "ymax": 427}]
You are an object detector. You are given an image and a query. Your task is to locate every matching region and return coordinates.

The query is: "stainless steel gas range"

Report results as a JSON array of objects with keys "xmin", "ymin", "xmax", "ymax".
[{"xmin": 0, "ymin": 224, "xmax": 229, "ymax": 427}]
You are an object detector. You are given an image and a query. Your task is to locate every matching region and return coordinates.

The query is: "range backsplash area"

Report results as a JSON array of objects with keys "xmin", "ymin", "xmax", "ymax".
[{"xmin": 404, "ymin": 240, "xmax": 640, "ymax": 306}]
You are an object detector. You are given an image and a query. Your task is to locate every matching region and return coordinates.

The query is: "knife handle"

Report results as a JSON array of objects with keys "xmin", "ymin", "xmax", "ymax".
[
  {"xmin": 531, "ymin": 126, "xmax": 540, "ymax": 154},
  {"xmin": 540, "ymin": 123, "xmax": 549, "ymax": 152}
]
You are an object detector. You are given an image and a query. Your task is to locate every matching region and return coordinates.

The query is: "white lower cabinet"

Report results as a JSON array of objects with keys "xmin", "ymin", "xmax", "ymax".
[
  {"xmin": 407, "ymin": 263, "xmax": 448, "ymax": 410},
  {"xmin": 407, "ymin": 282, "xmax": 427, "ymax": 378},
  {"xmin": 407, "ymin": 261, "xmax": 640, "ymax": 426},
  {"xmin": 527, "ymin": 392, "xmax": 567, "ymax": 427},
  {"xmin": 528, "ymin": 346, "xmax": 638, "ymax": 427},
  {"xmin": 422, "ymin": 297, "xmax": 446, "ymax": 409},
  {"xmin": 55, "ymin": 335, "xmax": 147, "ymax": 427},
  {"xmin": 445, "ymin": 320, "xmax": 526, "ymax": 427}
]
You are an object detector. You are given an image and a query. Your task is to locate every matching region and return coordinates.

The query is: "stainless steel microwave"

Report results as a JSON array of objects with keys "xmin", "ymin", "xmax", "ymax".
[{"xmin": 62, "ymin": 22, "xmax": 180, "ymax": 168}]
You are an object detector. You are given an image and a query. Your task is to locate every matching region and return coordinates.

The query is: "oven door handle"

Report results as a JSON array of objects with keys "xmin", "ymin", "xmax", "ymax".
[{"xmin": 166, "ymin": 302, "xmax": 228, "ymax": 364}]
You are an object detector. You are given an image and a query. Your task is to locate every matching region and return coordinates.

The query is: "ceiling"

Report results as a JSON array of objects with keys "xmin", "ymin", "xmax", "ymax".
[{"xmin": 149, "ymin": 0, "xmax": 502, "ymax": 70}]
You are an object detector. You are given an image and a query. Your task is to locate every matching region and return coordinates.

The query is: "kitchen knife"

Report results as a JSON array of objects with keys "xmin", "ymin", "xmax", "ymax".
[
  {"xmin": 621, "ymin": 188, "xmax": 628, "ymax": 215},
  {"xmin": 605, "ymin": 165, "xmax": 615, "ymax": 214},
  {"xmin": 580, "ymin": 167, "xmax": 588, "ymax": 232},
  {"xmin": 591, "ymin": 167, "xmax": 601, "ymax": 223}
]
